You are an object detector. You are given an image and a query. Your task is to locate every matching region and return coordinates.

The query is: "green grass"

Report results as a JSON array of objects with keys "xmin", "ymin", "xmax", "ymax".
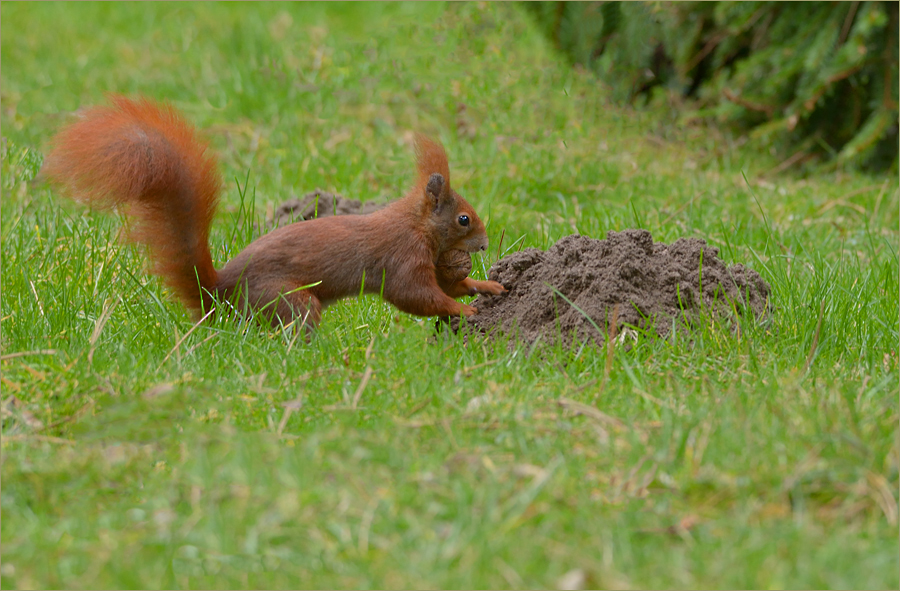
[{"xmin": 2, "ymin": 2, "xmax": 898, "ymax": 589}]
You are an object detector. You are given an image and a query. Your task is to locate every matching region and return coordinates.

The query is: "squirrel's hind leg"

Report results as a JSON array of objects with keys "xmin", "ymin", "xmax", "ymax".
[{"xmin": 253, "ymin": 286, "xmax": 323, "ymax": 333}]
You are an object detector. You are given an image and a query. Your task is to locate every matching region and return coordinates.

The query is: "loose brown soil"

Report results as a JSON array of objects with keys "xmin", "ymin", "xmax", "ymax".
[{"xmin": 463, "ymin": 229, "xmax": 771, "ymax": 347}]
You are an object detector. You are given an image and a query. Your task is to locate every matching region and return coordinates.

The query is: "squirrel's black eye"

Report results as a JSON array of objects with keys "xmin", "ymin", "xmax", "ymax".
[{"xmin": 458, "ymin": 215, "xmax": 470, "ymax": 227}]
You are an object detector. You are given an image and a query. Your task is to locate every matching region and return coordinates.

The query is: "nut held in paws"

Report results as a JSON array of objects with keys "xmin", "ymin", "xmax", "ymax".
[{"xmin": 435, "ymin": 249, "xmax": 472, "ymax": 285}]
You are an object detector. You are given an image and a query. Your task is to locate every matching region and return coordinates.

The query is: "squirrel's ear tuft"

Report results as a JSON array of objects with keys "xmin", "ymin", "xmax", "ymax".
[{"xmin": 414, "ymin": 134, "xmax": 451, "ymax": 187}]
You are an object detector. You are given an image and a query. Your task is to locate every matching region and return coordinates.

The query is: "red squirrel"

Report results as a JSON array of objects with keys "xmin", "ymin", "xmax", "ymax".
[{"xmin": 43, "ymin": 96, "xmax": 506, "ymax": 328}]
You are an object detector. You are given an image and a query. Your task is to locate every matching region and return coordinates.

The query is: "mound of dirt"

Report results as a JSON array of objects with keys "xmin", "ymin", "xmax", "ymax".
[
  {"xmin": 465, "ymin": 229, "xmax": 771, "ymax": 347},
  {"xmin": 269, "ymin": 190, "xmax": 385, "ymax": 228}
]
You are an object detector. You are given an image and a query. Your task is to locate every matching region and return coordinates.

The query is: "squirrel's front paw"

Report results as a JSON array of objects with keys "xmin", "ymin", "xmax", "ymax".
[
  {"xmin": 479, "ymin": 280, "xmax": 507, "ymax": 295},
  {"xmin": 460, "ymin": 304, "xmax": 478, "ymax": 317}
]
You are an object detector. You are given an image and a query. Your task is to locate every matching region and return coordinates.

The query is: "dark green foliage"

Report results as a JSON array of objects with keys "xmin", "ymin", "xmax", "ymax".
[{"xmin": 526, "ymin": 1, "xmax": 899, "ymax": 171}]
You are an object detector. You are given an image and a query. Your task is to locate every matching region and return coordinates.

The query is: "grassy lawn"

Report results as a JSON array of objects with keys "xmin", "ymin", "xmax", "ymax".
[{"xmin": 2, "ymin": 2, "xmax": 897, "ymax": 589}]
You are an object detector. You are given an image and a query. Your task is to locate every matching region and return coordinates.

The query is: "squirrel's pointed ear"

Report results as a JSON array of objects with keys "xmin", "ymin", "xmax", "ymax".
[
  {"xmin": 414, "ymin": 135, "xmax": 453, "ymax": 212},
  {"xmin": 425, "ymin": 173, "xmax": 445, "ymax": 211}
]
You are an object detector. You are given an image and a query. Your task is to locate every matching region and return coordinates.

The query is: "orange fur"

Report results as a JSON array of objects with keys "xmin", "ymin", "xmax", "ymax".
[
  {"xmin": 43, "ymin": 96, "xmax": 220, "ymax": 311},
  {"xmin": 414, "ymin": 134, "xmax": 451, "ymax": 189},
  {"xmin": 43, "ymin": 96, "xmax": 506, "ymax": 327}
]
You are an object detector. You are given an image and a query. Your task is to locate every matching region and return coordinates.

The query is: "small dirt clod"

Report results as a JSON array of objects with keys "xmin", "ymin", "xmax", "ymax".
[{"xmin": 269, "ymin": 191, "xmax": 385, "ymax": 228}]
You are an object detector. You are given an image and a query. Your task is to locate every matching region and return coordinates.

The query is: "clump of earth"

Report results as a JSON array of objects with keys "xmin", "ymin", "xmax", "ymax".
[
  {"xmin": 268, "ymin": 190, "xmax": 384, "ymax": 228},
  {"xmin": 461, "ymin": 229, "xmax": 771, "ymax": 347}
]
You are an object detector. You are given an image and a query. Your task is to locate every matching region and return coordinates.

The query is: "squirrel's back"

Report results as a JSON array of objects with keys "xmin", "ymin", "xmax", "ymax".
[{"xmin": 214, "ymin": 202, "xmax": 426, "ymax": 308}]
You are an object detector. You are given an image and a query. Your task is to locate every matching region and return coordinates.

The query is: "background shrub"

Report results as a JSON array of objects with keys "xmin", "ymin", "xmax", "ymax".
[{"xmin": 526, "ymin": 1, "xmax": 899, "ymax": 171}]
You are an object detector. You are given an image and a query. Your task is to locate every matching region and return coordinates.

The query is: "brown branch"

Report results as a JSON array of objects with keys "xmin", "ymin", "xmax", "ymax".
[
  {"xmin": 0, "ymin": 349, "xmax": 57, "ymax": 361},
  {"xmin": 684, "ymin": 31, "xmax": 727, "ymax": 74},
  {"xmin": 885, "ymin": 36, "xmax": 898, "ymax": 111},
  {"xmin": 740, "ymin": 4, "xmax": 770, "ymax": 34},
  {"xmin": 802, "ymin": 65, "xmax": 864, "ymax": 112},
  {"xmin": 838, "ymin": 1, "xmax": 861, "ymax": 46},
  {"xmin": 723, "ymin": 88, "xmax": 776, "ymax": 116},
  {"xmin": 804, "ymin": 299, "xmax": 826, "ymax": 374},
  {"xmin": 763, "ymin": 148, "xmax": 815, "ymax": 177}
]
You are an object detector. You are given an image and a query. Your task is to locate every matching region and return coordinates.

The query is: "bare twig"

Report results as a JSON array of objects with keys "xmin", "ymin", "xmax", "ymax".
[
  {"xmin": 88, "ymin": 299, "xmax": 118, "ymax": 365},
  {"xmin": 277, "ymin": 397, "xmax": 303, "ymax": 436},
  {"xmin": 364, "ymin": 335, "xmax": 376, "ymax": 361},
  {"xmin": 763, "ymin": 148, "xmax": 815, "ymax": 178},
  {"xmin": 29, "ymin": 280, "xmax": 45, "ymax": 317},
  {"xmin": 557, "ymin": 397, "xmax": 626, "ymax": 430},
  {"xmin": 158, "ymin": 308, "xmax": 215, "ymax": 369},
  {"xmin": 462, "ymin": 358, "xmax": 501, "ymax": 375},
  {"xmin": 358, "ymin": 495, "xmax": 381, "ymax": 555},
  {"xmin": 723, "ymin": 88, "xmax": 775, "ymax": 116},
  {"xmin": 803, "ymin": 299, "xmax": 825, "ymax": 374},
  {"xmin": 183, "ymin": 332, "xmax": 220, "ymax": 358},
  {"xmin": 838, "ymin": 1, "xmax": 861, "ymax": 46},
  {"xmin": 684, "ymin": 31, "xmax": 727, "ymax": 74},
  {"xmin": 39, "ymin": 398, "xmax": 95, "ymax": 432},
  {"xmin": 351, "ymin": 366, "xmax": 374, "ymax": 409},
  {"xmin": 1, "ymin": 349, "xmax": 57, "ymax": 362},
  {"xmin": 867, "ymin": 470, "xmax": 898, "ymax": 525},
  {"xmin": 601, "ymin": 304, "xmax": 620, "ymax": 392},
  {"xmin": 3, "ymin": 434, "xmax": 76, "ymax": 445},
  {"xmin": 285, "ymin": 309, "xmax": 314, "ymax": 356}
]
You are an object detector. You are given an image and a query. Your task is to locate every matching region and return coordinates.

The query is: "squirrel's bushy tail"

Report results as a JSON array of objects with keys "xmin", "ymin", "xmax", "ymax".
[{"xmin": 43, "ymin": 96, "xmax": 221, "ymax": 312}]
